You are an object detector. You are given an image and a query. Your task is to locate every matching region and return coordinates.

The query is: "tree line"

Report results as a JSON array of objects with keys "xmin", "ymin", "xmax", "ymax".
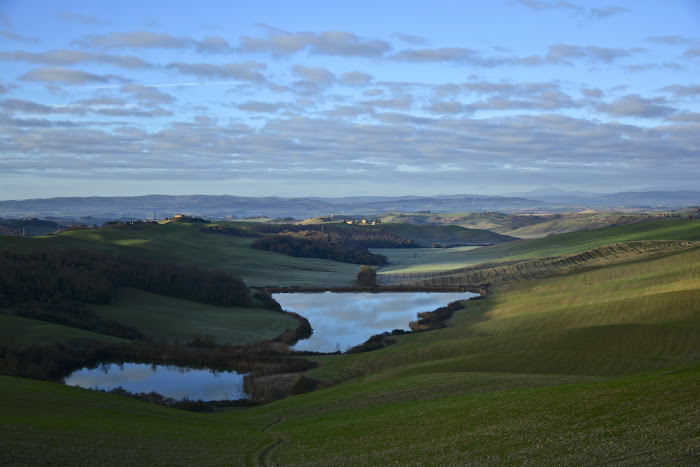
[
  {"xmin": 251, "ymin": 230, "xmax": 389, "ymax": 265},
  {"xmin": 247, "ymin": 224, "xmax": 417, "ymax": 249},
  {"xmin": 0, "ymin": 247, "xmax": 251, "ymax": 337}
]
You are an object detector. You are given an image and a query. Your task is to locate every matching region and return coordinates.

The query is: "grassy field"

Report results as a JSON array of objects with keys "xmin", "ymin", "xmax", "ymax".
[
  {"xmin": 379, "ymin": 218, "xmax": 700, "ymax": 274},
  {"xmin": 377, "ymin": 222, "xmax": 516, "ymax": 246},
  {"xmin": 2, "ymin": 217, "xmax": 699, "ymax": 464},
  {"xmin": 310, "ymin": 244, "xmax": 700, "ymax": 384},
  {"xmin": 0, "ymin": 222, "xmax": 360, "ymax": 287},
  {"xmin": 92, "ymin": 288, "xmax": 299, "ymax": 345},
  {"xmin": 378, "ymin": 210, "xmax": 661, "ymax": 238},
  {"xmin": 1, "ymin": 364, "xmax": 696, "ymax": 465},
  {"xmin": 0, "ymin": 315, "xmax": 128, "ymax": 348}
]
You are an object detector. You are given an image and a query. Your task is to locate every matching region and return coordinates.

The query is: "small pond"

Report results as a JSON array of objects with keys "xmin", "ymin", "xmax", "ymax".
[
  {"xmin": 64, "ymin": 363, "xmax": 249, "ymax": 401},
  {"xmin": 273, "ymin": 291, "xmax": 477, "ymax": 353}
]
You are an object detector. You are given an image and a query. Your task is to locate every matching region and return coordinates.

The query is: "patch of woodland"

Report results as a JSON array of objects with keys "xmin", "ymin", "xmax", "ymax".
[
  {"xmin": 201, "ymin": 224, "xmax": 263, "ymax": 238},
  {"xmin": 409, "ymin": 300, "xmax": 469, "ymax": 332},
  {"xmin": 102, "ymin": 220, "xmax": 158, "ymax": 230},
  {"xmin": 0, "ymin": 218, "xmax": 61, "ymax": 236},
  {"xmin": 0, "ymin": 247, "xmax": 251, "ymax": 336},
  {"xmin": 247, "ymin": 223, "xmax": 418, "ymax": 249},
  {"xmin": 169, "ymin": 215, "xmax": 210, "ymax": 223},
  {"xmin": 345, "ymin": 329, "xmax": 408, "ymax": 354},
  {"xmin": 251, "ymin": 231, "xmax": 389, "ymax": 265}
]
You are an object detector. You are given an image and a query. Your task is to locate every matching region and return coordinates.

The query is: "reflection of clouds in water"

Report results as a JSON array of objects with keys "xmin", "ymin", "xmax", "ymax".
[
  {"xmin": 67, "ymin": 363, "xmax": 155, "ymax": 388},
  {"xmin": 275, "ymin": 292, "xmax": 476, "ymax": 353},
  {"xmin": 64, "ymin": 363, "xmax": 247, "ymax": 401}
]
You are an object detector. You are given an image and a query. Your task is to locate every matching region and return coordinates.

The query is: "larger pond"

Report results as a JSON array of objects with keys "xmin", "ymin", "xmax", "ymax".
[
  {"xmin": 274, "ymin": 291, "xmax": 477, "ymax": 353},
  {"xmin": 64, "ymin": 363, "xmax": 248, "ymax": 401}
]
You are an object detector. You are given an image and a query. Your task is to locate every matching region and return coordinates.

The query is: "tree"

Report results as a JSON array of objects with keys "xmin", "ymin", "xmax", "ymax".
[{"xmin": 357, "ymin": 265, "xmax": 377, "ymax": 286}]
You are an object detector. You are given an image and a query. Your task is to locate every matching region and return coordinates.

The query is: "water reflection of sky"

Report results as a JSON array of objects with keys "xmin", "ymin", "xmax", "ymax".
[
  {"xmin": 273, "ymin": 292, "xmax": 477, "ymax": 353},
  {"xmin": 64, "ymin": 363, "xmax": 248, "ymax": 401}
]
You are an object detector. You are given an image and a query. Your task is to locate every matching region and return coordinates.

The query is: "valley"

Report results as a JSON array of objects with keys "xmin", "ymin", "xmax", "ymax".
[{"xmin": 0, "ymin": 209, "xmax": 698, "ymax": 465}]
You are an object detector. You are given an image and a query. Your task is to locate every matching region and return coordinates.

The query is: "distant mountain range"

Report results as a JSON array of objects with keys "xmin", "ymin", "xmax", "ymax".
[{"xmin": 0, "ymin": 191, "xmax": 698, "ymax": 221}]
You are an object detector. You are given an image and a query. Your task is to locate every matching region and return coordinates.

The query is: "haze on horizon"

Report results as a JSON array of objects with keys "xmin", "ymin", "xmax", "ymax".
[{"xmin": 0, "ymin": 0, "xmax": 698, "ymax": 201}]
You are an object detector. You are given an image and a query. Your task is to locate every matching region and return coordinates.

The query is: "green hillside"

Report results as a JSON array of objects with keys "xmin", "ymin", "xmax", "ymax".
[
  {"xmin": 0, "ymin": 315, "xmax": 129, "ymax": 348},
  {"xmin": 377, "ymin": 222, "xmax": 516, "ymax": 246},
  {"xmin": 379, "ymin": 218, "xmax": 700, "ymax": 274},
  {"xmin": 377, "ymin": 210, "xmax": 667, "ymax": 238},
  {"xmin": 0, "ymin": 222, "xmax": 360, "ymax": 287},
  {"xmin": 1, "ymin": 217, "xmax": 698, "ymax": 464},
  {"xmin": 92, "ymin": 288, "xmax": 299, "ymax": 346}
]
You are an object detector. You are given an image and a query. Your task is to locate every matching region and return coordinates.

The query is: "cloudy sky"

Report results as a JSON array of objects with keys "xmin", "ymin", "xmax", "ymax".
[{"xmin": 1, "ymin": 0, "xmax": 698, "ymax": 200}]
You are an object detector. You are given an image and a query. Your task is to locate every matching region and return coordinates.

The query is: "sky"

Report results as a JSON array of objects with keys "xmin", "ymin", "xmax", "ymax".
[{"xmin": 0, "ymin": 0, "xmax": 698, "ymax": 200}]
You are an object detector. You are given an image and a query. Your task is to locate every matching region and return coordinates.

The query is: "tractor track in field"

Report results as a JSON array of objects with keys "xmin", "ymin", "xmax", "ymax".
[{"xmin": 258, "ymin": 417, "xmax": 284, "ymax": 466}]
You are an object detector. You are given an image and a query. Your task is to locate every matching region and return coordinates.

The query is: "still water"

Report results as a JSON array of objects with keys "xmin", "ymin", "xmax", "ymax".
[
  {"xmin": 64, "ymin": 363, "xmax": 248, "ymax": 401},
  {"xmin": 274, "ymin": 291, "xmax": 477, "ymax": 353}
]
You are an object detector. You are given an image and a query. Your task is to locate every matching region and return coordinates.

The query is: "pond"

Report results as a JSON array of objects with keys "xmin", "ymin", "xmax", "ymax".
[
  {"xmin": 64, "ymin": 363, "xmax": 248, "ymax": 401},
  {"xmin": 273, "ymin": 291, "xmax": 477, "ymax": 353}
]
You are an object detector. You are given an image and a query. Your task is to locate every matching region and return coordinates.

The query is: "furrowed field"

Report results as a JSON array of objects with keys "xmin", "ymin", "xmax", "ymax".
[{"xmin": 1, "ymin": 218, "xmax": 698, "ymax": 465}]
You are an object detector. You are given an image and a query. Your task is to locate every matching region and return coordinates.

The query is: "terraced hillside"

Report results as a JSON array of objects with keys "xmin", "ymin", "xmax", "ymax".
[{"xmin": 379, "ymin": 240, "xmax": 700, "ymax": 287}]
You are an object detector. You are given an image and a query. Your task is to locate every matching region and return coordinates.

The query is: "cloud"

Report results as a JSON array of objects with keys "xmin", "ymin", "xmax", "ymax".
[
  {"xmin": 660, "ymin": 84, "xmax": 700, "ymax": 98},
  {"xmin": 292, "ymin": 66, "xmax": 335, "ymax": 85},
  {"xmin": 362, "ymin": 96, "xmax": 413, "ymax": 110},
  {"xmin": 582, "ymin": 88, "xmax": 604, "ymax": 98},
  {"xmin": 340, "ymin": 72, "xmax": 373, "ymax": 87},
  {"xmin": 1, "ymin": 97, "xmax": 171, "ymax": 119},
  {"xmin": 237, "ymin": 100, "xmax": 295, "ymax": 113},
  {"xmin": 95, "ymin": 107, "xmax": 172, "ymax": 118},
  {"xmin": 1, "ymin": 98, "xmax": 86, "ymax": 115},
  {"xmin": 596, "ymin": 94, "xmax": 677, "ymax": 118},
  {"xmin": 120, "ymin": 84, "xmax": 176, "ymax": 105},
  {"xmin": 238, "ymin": 28, "xmax": 391, "ymax": 57},
  {"xmin": 74, "ymin": 30, "xmax": 190, "ymax": 49},
  {"xmin": 514, "ymin": 0, "xmax": 584, "ymax": 14},
  {"xmin": 72, "ymin": 97, "xmax": 127, "ymax": 106},
  {"xmin": 392, "ymin": 33, "xmax": 426, "ymax": 45},
  {"xmin": 391, "ymin": 47, "xmax": 484, "ymax": 64},
  {"xmin": 589, "ymin": 6, "xmax": 629, "ymax": 19},
  {"xmin": 683, "ymin": 48, "xmax": 700, "ymax": 59},
  {"xmin": 55, "ymin": 10, "xmax": 105, "ymax": 25},
  {"xmin": 0, "ymin": 49, "xmax": 152, "ymax": 69},
  {"xmin": 546, "ymin": 44, "xmax": 642, "ymax": 64},
  {"xmin": 0, "ymin": 30, "xmax": 39, "ymax": 44},
  {"xmin": 646, "ymin": 35, "xmax": 696, "ymax": 45},
  {"xmin": 165, "ymin": 61, "xmax": 267, "ymax": 84},
  {"xmin": 425, "ymin": 101, "xmax": 465, "ymax": 115},
  {"xmin": 515, "ymin": 1, "xmax": 628, "ymax": 19},
  {"xmin": 2, "ymin": 109, "xmax": 697, "ymax": 194},
  {"xmin": 625, "ymin": 63, "xmax": 682, "ymax": 72},
  {"xmin": 665, "ymin": 112, "xmax": 700, "ymax": 123},
  {"xmin": 195, "ymin": 36, "xmax": 233, "ymax": 53},
  {"xmin": 310, "ymin": 31, "xmax": 390, "ymax": 57},
  {"xmin": 19, "ymin": 67, "xmax": 127, "ymax": 85},
  {"xmin": 463, "ymin": 81, "xmax": 560, "ymax": 96}
]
